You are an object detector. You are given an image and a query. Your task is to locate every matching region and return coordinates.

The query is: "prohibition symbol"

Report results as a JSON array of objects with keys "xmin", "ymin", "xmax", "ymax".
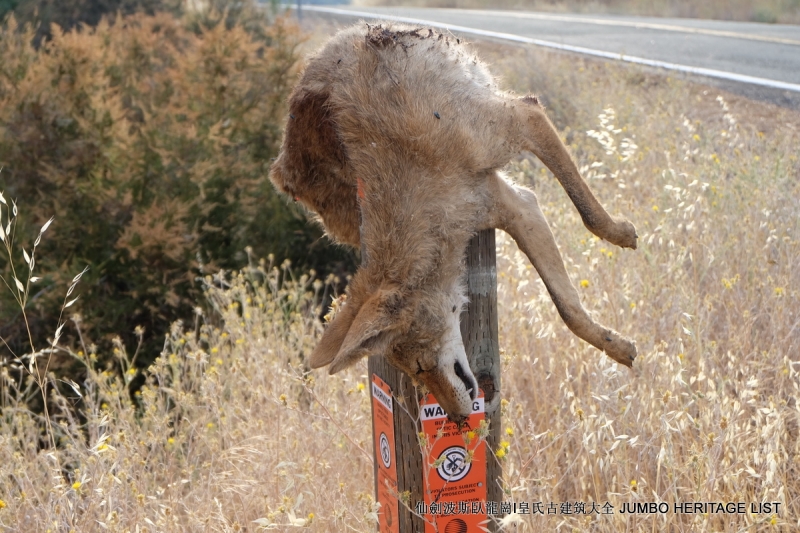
[
  {"xmin": 379, "ymin": 432, "xmax": 392, "ymax": 468},
  {"xmin": 436, "ymin": 446, "xmax": 471, "ymax": 482}
]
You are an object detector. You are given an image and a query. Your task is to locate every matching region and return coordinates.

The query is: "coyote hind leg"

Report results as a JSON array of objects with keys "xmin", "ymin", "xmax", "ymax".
[
  {"xmin": 512, "ymin": 97, "xmax": 638, "ymax": 250},
  {"xmin": 491, "ymin": 174, "xmax": 637, "ymax": 367}
]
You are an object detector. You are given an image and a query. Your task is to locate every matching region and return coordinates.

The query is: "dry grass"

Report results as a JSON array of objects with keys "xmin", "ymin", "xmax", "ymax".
[
  {"xmin": 1, "ymin": 255, "xmax": 379, "ymax": 532},
  {"xmin": 480, "ymin": 40, "xmax": 800, "ymax": 531},
  {"xmin": 1, "ymin": 18, "xmax": 800, "ymax": 533}
]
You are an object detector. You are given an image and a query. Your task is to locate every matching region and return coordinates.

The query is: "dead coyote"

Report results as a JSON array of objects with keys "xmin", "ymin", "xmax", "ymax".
[{"xmin": 270, "ymin": 23, "xmax": 638, "ymax": 420}]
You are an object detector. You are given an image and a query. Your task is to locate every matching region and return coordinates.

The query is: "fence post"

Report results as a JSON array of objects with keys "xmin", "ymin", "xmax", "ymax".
[{"xmin": 368, "ymin": 228, "xmax": 501, "ymax": 532}]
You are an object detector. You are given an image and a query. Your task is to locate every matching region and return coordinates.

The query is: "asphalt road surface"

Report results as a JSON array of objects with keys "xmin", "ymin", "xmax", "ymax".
[{"xmin": 296, "ymin": 5, "xmax": 800, "ymax": 108}]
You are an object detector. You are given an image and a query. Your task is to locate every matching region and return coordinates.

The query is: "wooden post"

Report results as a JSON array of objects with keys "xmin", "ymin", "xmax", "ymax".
[
  {"xmin": 461, "ymin": 229, "xmax": 502, "ymax": 511},
  {"xmin": 368, "ymin": 228, "xmax": 501, "ymax": 532}
]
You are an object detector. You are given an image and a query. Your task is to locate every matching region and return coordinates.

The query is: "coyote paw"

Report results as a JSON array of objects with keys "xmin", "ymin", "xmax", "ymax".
[
  {"xmin": 607, "ymin": 217, "xmax": 638, "ymax": 250},
  {"xmin": 602, "ymin": 332, "xmax": 637, "ymax": 367}
]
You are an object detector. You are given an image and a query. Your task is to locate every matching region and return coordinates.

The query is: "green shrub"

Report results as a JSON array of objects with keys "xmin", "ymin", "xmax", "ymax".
[{"xmin": 0, "ymin": 10, "xmax": 355, "ymax": 368}]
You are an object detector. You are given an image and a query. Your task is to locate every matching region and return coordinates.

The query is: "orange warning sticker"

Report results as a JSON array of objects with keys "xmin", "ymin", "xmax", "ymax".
[
  {"xmin": 420, "ymin": 392, "xmax": 488, "ymax": 533},
  {"xmin": 371, "ymin": 374, "xmax": 399, "ymax": 533}
]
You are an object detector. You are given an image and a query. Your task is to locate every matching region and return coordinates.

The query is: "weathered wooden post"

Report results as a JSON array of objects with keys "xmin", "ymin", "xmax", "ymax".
[{"xmin": 369, "ymin": 228, "xmax": 502, "ymax": 532}]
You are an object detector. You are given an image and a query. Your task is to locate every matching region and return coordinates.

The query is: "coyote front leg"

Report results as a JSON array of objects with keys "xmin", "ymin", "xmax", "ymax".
[
  {"xmin": 512, "ymin": 97, "xmax": 638, "ymax": 250},
  {"xmin": 490, "ymin": 174, "xmax": 637, "ymax": 366}
]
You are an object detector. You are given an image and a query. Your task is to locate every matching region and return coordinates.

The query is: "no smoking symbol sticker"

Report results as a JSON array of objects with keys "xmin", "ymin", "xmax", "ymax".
[
  {"xmin": 436, "ymin": 446, "xmax": 471, "ymax": 482},
  {"xmin": 379, "ymin": 433, "xmax": 392, "ymax": 468}
]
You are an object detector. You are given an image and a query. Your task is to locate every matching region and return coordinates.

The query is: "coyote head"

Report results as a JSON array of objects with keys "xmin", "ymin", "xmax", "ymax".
[{"xmin": 307, "ymin": 277, "xmax": 479, "ymax": 422}]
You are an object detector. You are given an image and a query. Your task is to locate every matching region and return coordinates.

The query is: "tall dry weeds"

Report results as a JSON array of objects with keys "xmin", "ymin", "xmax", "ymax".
[{"xmin": 484, "ymin": 42, "xmax": 800, "ymax": 531}]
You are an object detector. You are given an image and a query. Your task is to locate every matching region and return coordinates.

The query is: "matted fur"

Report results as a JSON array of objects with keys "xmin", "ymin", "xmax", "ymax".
[{"xmin": 270, "ymin": 23, "xmax": 638, "ymax": 420}]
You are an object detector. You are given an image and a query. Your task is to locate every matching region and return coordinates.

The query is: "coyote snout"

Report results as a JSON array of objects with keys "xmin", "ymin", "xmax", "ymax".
[
  {"xmin": 270, "ymin": 23, "xmax": 638, "ymax": 420},
  {"xmin": 388, "ymin": 292, "xmax": 478, "ymax": 422}
]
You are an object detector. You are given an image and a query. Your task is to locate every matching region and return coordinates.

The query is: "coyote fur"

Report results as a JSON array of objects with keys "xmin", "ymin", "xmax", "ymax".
[{"xmin": 270, "ymin": 23, "xmax": 638, "ymax": 421}]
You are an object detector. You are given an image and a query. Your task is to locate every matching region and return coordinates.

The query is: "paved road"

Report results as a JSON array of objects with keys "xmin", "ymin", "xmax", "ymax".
[{"xmin": 296, "ymin": 5, "xmax": 800, "ymax": 107}]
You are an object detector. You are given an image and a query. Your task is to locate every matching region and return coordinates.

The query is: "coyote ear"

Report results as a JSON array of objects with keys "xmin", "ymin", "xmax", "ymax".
[
  {"xmin": 308, "ymin": 299, "xmax": 360, "ymax": 369},
  {"xmin": 327, "ymin": 289, "xmax": 404, "ymax": 375}
]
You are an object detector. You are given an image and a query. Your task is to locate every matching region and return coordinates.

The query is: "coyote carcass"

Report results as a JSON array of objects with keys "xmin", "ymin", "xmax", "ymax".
[{"xmin": 270, "ymin": 24, "xmax": 638, "ymax": 421}]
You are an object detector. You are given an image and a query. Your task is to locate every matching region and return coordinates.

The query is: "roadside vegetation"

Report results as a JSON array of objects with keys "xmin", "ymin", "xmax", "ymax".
[
  {"xmin": 1, "ymin": 15, "xmax": 799, "ymax": 533},
  {"xmin": 0, "ymin": 3, "xmax": 356, "ymax": 373},
  {"xmin": 481, "ymin": 39, "xmax": 799, "ymax": 531},
  {"xmin": 355, "ymin": 0, "xmax": 800, "ymax": 24}
]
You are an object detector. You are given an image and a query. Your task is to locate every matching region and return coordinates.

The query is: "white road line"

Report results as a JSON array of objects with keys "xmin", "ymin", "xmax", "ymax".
[
  {"xmin": 299, "ymin": 6, "xmax": 800, "ymax": 94},
  {"xmin": 468, "ymin": 8, "xmax": 800, "ymax": 47}
]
